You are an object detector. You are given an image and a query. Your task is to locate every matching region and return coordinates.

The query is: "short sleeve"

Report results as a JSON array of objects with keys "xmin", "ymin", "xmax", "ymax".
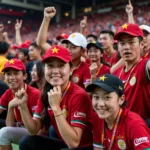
[
  {"xmin": 129, "ymin": 121, "xmax": 150, "ymax": 150},
  {"xmin": 0, "ymin": 90, "xmax": 10, "ymax": 110},
  {"xmin": 70, "ymin": 93, "xmax": 92, "ymax": 129}
]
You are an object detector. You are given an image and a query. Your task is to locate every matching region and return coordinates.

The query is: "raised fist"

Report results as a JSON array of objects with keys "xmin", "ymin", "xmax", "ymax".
[
  {"xmin": 44, "ymin": 7, "xmax": 56, "ymax": 19},
  {"xmin": 3, "ymin": 32, "xmax": 8, "ymax": 38},
  {"xmin": 90, "ymin": 62, "xmax": 98, "ymax": 76}
]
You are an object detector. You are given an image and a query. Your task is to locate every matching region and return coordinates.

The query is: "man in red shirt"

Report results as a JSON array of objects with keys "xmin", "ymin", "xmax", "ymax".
[
  {"xmin": 112, "ymin": 23, "xmax": 150, "ymax": 126},
  {"xmin": 99, "ymin": 30, "xmax": 119, "ymax": 66},
  {"xmin": 0, "ymin": 59, "xmax": 40, "ymax": 150}
]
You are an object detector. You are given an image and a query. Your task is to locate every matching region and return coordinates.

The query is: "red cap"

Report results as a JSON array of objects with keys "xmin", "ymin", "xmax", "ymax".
[
  {"xmin": 2, "ymin": 59, "xmax": 26, "ymax": 72},
  {"xmin": 114, "ymin": 23, "xmax": 143, "ymax": 40},
  {"xmin": 56, "ymin": 33, "xmax": 69, "ymax": 40},
  {"xmin": 42, "ymin": 45, "xmax": 71, "ymax": 63},
  {"xmin": 15, "ymin": 40, "xmax": 32, "ymax": 49}
]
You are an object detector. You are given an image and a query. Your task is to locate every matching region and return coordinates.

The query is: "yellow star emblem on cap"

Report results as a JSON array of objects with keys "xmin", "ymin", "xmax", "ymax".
[
  {"xmin": 99, "ymin": 75, "xmax": 107, "ymax": 81},
  {"xmin": 119, "ymin": 86, "xmax": 123, "ymax": 90},
  {"xmin": 61, "ymin": 33, "xmax": 65, "ymax": 36},
  {"xmin": 140, "ymin": 25, "xmax": 144, "ymax": 29},
  {"xmin": 122, "ymin": 23, "xmax": 128, "ymax": 30},
  {"xmin": 52, "ymin": 47, "xmax": 59, "ymax": 54},
  {"xmin": 9, "ymin": 59, "xmax": 14, "ymax": 64},
  {"xmin": 71, "ymin": 34, "xmax": 76, "ymax": 38}
]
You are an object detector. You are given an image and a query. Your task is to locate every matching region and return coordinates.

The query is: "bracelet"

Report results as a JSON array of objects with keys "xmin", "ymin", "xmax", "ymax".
[{"xmin": 54, "ymin": 113, "xmax": 63, "ymax": 117}]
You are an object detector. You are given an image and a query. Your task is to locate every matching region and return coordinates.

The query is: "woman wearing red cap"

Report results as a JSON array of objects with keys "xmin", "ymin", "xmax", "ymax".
[
  {"xmin": 86, "ymin": 74, "xmax": 150, "ymax": 150},
  {"xmin": 18, "ymin": 45, "xmax": 93, "ymax": 150}
]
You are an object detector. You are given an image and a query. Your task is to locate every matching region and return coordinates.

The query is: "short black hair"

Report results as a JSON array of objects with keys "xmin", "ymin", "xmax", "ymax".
[
  {"xmin": 100, "ymin": 30, "xmax": 115, "ymax": 38},
  {"xmin": 19, "ymin": 48, "xmax": 29, "ymax": 56},
  {"xmin": 86, "ymin": 34, "xmax": 97, "ymax": 41},
  {"xmin": 30, "ymin": 42, "xmax": 39, "ymax": 49},
  {"xmin": 0, "ymin": 42, "xmax": 9, "ymax": 54}
]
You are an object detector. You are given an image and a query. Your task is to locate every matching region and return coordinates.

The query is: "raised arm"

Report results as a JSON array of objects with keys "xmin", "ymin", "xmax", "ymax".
[
  {"xmin": 80, "ymin": 16, "xmax": 87, "ymax": 36},
  {"xmin": 37, "ymin": 7, "xmax": 56, "ymax": 52},
  {"xmin": 15, "ymin": 19, "xmax": 23, "ymax": 45},
  {"xmin": 3, "ymin": 32, "xmax": 12, "ymax": 45},
  {"xmin": 0, "ymin": 24, "xmax": 4, "ymax": 42},
  {"xmin": 126, "ymin": 0, "xmax": 135, "ymax": 23}
]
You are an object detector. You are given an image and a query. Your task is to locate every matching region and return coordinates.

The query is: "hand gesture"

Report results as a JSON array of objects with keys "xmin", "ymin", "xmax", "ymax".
[
  {"xmin": 47, "ymin": 86, "xmax": 62, "ymax": 111},
  {"xmin": 15, "ymin": 88, "xmax": 28, "ymax": 106},
  {"xmin": 80, "ymin": 16, "xmax": 87, "ymax": 29},
  {"xmin": 9, "ymin": 97, "xmax": 21, "ymax": 108},
  {"xmin": 90, "ymin": 62, "xmax": 98, "ymax": 76},
  {"xmin": 0, "ymin": 24, "xmax": 4, "ymax": 32},
  {"xmin": 44, "ymin": 7, "xmax": 56, "ymax": 19},
  {"xmin": 3, "ymin": 32, "xmax": 8, "ymax": 38},
  {"xmin": 15, "ymin": 19, "xmax": 23, "ymax": 30},
  {"xmin": 126, "ymin": 0, "xmax": 133, "ymax": 15}
]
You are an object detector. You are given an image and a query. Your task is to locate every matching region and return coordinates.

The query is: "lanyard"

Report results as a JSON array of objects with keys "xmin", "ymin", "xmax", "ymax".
[
  {"xmin": 96, "ymin": 64, "xmax": 103, "ymax": 76},
  {"xmin": 118, "ymin": 59, "xmax": 142, "ymax": 88},
  {"xmin": 101, "ymin": 109, "xmax": 123, "ymax": 150}
]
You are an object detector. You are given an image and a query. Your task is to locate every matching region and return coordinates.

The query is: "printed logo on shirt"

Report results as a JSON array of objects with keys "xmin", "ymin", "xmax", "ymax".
[
  {"xmin": 74, "ymin": 112, "xmax": 86, "ymax": 118},
  {"xmin": 72, "ymin": 76, "xmax": 79, "ymax": 83},
  {"xmin": 134, "ymin": 137, "xmax": 149, "ymax": 146},
  {"xmin": 129, "ymin": 76, "xmax": 136, "ymax": 86},
  {"xmin": 117, "ymin": 139, "xmax": 126, "ymax": 150}
]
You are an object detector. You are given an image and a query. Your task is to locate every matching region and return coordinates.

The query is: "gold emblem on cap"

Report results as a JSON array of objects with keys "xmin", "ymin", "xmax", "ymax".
[
  {"xmin": 140, "ymin": 25, "xmax": 144, "ymax": 29},
  {"xmin": 9, "ymin": 60, "xmax": 14, "ymax": 64},
  {"xmin": 119, "ymin": 86, "xmax": 123, "ymax": 90},
  {"xmin": 71, "ymin": 34, "xmax": 76, "ymax": 38},
  {"xmin": 92, "ymin": 41, "xmax": 96, "ymax": 44},
  {"xmin": 99, "ymin": 75, "xmax": 107, "ymax": 81},
  {"xmin": 52, "ymin": 47, "xmax": 59, "ymax": 54},
  {"xmin": 122, "ymin": 23, "xmax": 128, "ymax": 29}
]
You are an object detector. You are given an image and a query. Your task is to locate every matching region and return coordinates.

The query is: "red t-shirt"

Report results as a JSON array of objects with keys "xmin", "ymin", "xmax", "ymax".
[
  {"xmin": 0, "ymin": 85, "xmax": 40, "ymax": 124},
  {"xmin": 143, "ymin": 51, "xmax": 150, "ymax": 59},
  {"xmin": 96, "ymin": 64, "xmax": 110, "ymax": 77},
  {"xmin": 71, "ymin": 62, "xmax": 91, "ymax": 89},
  {"xmin": 113, "ymin": 59, "xmax": 150, "ymax": 119},
  {"xmin": 34, "ymin": 82, "xmax": 93, "ymax": 146},
  {"xmin": 93, "ymin": 109, "xmax": 150, "ymax": 150},
  {"xmin": 103, "ymin": 51, "xmax": 119, "ymax": 66}
]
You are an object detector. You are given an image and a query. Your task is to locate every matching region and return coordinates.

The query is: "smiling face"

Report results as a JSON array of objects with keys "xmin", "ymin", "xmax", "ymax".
[
  {"xmin": 142, "ymin": 30, "xmax": 150, "ymax": 54},
  {"xmin": 4, "ymin": 69, "xmax": 26, "ymax": 92},
  {"xmin": 87, "ymin": 46, "xmax": 103, "ymax": 63},
  {"xmin": 92, "ymin": 87, "xmax": 124, "ymax": 121},
  {"xmin": 118, "ymin": 34, "xmax": 143, "ymax": 62},
  {"xmin": 44, "ymin": 58, "xmax": 71, "ymax": 88}
]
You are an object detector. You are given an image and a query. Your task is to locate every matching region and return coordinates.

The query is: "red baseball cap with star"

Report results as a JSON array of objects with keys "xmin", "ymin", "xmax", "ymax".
[
  {"xmin": 2, "ymin": 59, "xmax": 26, "ymax": 72},
  {"xmin": 42, "ymin": 45, "xmax": 71, "ymax": 63},
  {"xmin": 56, "ymin": 33, "xmax": 69, "ymax": 40},
  {"xmin": 114, "ymin": 23, "xmax": 143, "ymax": 40}
]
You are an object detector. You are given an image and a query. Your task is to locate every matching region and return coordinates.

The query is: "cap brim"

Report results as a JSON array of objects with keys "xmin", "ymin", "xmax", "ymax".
[
  {"xmin": 62, "ymin": 39, "xmax": 81, "ymax": 47},
  {"xmin": 114, "ymin": 31, "xmax": 139, "ymax": 40},
  {"xmin": 42, "ymin": 56, "xmax": 70, "ymax": 63},
  {"xmin": 2, "ymin": 66, "xmax": 24, "ymax": 72},
  {"xmin": 86, "ymin": 83, "xmax": 115, "ymax": 93},
  {"xmin": 87, "ymin": 43, "xmax": 100, "ymax": 49}
]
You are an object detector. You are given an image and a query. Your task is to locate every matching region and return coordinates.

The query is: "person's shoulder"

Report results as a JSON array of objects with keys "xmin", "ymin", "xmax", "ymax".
[
  {"xmin": 71, "ymin": 83, "xmax": 86, "ymax": 94},
  {"xmin": 80, "ymin": 61, "xmax": 90, "ymax": 68},
  {"xmin": 125, "ymin": 109, "xmax": 146, "ymax": 126},
  {"xmin": 26, "ymin": 85, "xmax": 40, "ymax": 94}
]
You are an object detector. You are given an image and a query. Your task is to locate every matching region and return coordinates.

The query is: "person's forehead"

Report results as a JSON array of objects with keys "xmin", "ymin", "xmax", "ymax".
[
  {"xmin": 99, "ymin": 33, "xmax": 110, "ymax": 38},
  {"xmin": 118, "ymin": 34, "xmax": 138, "ymax": 41},
  {"xmin": 45, "ymin": 57, "xmax": 65, "ymax": 64}
]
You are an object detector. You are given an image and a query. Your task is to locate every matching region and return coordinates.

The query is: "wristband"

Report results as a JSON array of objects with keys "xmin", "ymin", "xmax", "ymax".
[{"xmin": 54, "ymin": 113, "xmax": 63, "ymax": 117}]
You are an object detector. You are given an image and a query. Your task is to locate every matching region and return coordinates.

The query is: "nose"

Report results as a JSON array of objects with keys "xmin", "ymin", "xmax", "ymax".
[
  {"xmin": 51, "ymin": 67, "xmax": 59, "ymax": 73},
  {"xmin": 97, "ymin": 98, "xmax": 105, "ymax": 107}
]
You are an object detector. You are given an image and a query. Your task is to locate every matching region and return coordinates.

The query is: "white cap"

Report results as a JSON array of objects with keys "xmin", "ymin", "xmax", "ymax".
[
  {"xmin": 140, "ymin": 25, "xmax": 150, "ymax": 33},
  {"xmin": 63, "ymin": 32, "xmax": 87, "ymax": 49}
]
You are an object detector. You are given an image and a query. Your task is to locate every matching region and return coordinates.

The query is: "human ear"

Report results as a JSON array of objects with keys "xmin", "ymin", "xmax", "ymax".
[{"xmin": 119, "ymin": 94, "xmax": 125, "ymax": 106}]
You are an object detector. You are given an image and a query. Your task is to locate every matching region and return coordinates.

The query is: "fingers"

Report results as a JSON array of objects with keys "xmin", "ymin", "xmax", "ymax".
[
  {"xmin": 128, "ymin": 0, "xmax": 132, "ymax": 5},
  {"xmin": 84, "ymin": 16, "xmax": 87, "ymax": 22}
]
